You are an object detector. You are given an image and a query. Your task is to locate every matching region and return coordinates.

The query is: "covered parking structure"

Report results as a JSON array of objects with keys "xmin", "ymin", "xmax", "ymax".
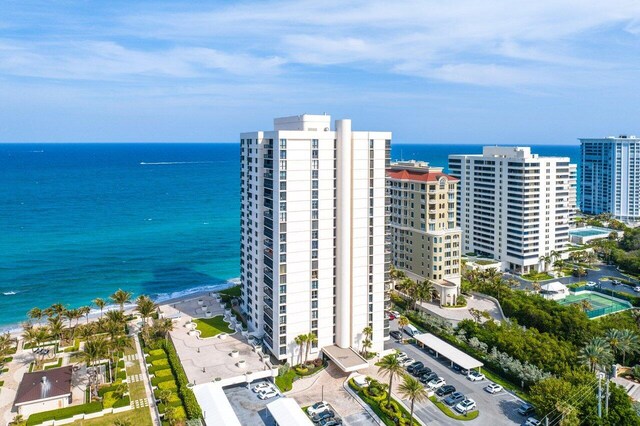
[
  {"xmin": 267, "ymin": 397, "xmax": 314, "ymax": 426},
  {"xmin": 414, "ymin": 333, "xmax": 483, "ymax": 372},
  {"xmin": 192, "ymin": 382, "xmax": 241, "ymax": 426}
]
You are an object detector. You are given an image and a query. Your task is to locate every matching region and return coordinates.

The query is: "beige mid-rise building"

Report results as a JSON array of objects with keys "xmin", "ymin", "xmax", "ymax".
[{"xmin": 387, "ymin": 161, "xmax": 462, "ymax": 306}]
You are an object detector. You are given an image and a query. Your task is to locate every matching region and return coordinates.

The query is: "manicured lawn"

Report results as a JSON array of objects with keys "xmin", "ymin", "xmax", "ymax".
[
  {"xmin": 219, "ymin": 285, "xmax": 241, "ymax": 297},
  {"xmin": 521, "ymin": 272, "xmax": 553, "ymax": 281},
  {"xmin": 72, "ymin": 408, "xmax": 153, "ymax": 426},
  {"xmin": 275, "ymin": 369, "xmax": 296, "ymax": 392},
  {"xmin": 429, "ymin": 396, "xmax": 479, "ymax": 420},
  {"xmin": 193, "ymin": 316, "xmax": 234, "ymax": 338},
  {"xmin": 475, "ymin": 259, "xmax": 498, "ymax": 266}
]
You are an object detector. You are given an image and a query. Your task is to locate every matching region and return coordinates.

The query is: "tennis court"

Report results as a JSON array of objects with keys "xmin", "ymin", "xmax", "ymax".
[{"xmin": 558, "ymin": 292, "xmax": 631, "ymax": 318}]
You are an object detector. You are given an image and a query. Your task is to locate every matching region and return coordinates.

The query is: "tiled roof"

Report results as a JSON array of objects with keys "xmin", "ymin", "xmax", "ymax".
[
  {"xmin": 386, "ymin": 169, "xmax": 459, "ymax": 182},
  {"xmin": 15, "ymin": 366, "xmax": 73, "ymax": 404}
]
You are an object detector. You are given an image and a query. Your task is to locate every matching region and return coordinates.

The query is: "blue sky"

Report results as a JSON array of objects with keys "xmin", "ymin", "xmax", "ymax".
[{"xmin": 1, "ymin": 0, "xmax": 640, "ymax": 143}]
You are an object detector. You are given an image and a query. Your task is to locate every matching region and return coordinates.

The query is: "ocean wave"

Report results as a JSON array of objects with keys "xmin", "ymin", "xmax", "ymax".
[
  {"xmin": 154, "ymin": 278, "xmax": 240, "ymax": 304},
  {"xmin": 139, "ymin": 161, "xmax": 216, "ymax": 166}
]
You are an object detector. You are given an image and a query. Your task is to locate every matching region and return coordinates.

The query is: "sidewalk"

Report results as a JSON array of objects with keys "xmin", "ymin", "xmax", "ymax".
[{"xmin": 131, "ymin": 327, "xmax": 161, "ymax": 425}]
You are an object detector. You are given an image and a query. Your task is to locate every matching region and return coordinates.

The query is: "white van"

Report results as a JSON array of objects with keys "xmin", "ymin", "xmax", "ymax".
[{"xmin": 404, "ymin": 324, "xmax": 419, "ymax": 337}]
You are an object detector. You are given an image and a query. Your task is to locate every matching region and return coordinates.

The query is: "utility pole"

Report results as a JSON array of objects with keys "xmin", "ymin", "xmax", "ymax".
[
  {"xmin": 605, "ymin": 375, "xmax": 610, "ymax": 416},
  {"xmin": 597, "ymin": 372, "xmax": 604, "ymax": 418}
]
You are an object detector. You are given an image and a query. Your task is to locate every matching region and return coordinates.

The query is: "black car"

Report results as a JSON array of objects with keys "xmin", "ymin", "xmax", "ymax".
[
  {"xmin": 451, "ymin": 364, "xmax": 461, "ymax": 372},
  {"xmin": 517, "ymin": 403, "xmax": 535, "ymax": 416},
  {"xmin": 407, "ymin": 361, "xmax": 424, "ymax": 373},
  {"xmin": 420, "ymin": 372, "xmax": 438, "ymax": 383},
  {"xmin": 389, "ymin": 330, "xmax": 402, "ymax": 340},
  {"xmin": 435, "ymin": 385, "xmax": 456, "ymax": 397},
  {"xmin": 312, "ymin": 410, "xmax": 334, "ymax": 423},
  {"xmin": 443, "ymin": 391, "xmax": 465, "ymax": 406},
  {"xmin": 319, "ymin": 418, "xmax": 342, "ymax": 426},
  {"xmin": 413, "ymin": 366, "xmax": 432, "ymax": 377}
]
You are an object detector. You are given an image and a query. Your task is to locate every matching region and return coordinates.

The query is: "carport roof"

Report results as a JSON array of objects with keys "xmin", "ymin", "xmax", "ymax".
[
  {"xmin": 413, "ymin": 333, "xmax": 483, "ymax": 370},
  {"xmin": 322, "ymin": 345, "xmax": 369, "ymax": 372},
  {"xmin": 267, "ymin": 398, "xmax": 314, "ymax": 426},
  {"xmin": 192, "ymin": 383, "xmax": 241, "ymax": 426}
]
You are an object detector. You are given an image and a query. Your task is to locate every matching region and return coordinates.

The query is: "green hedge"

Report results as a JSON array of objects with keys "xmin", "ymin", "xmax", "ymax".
[
  {"xmin": 158, "ymin": 380, "xmax": 178, "ymax": 391},
  {"xmin": 161, "ymin": 339, "xmax": 202, "ymax": 420},
  {"xmin": 152, "ymin": 375, "xmax": 175, "ymax": 386},
  {"xmin": 149, "ymin": 349, "xmax": 165, "ymax": 357},
  {"xmin": 26, "ymin": 402, "xmax": 102, "ymax": 425},
  {"xmin": 113, "ymin": 395, "xmax": 131, "ymax": 409},
  {"xmin": 152, "ymin": 358, "xmax": 169, "ymax": 367},
  {"xmin": 146, "ymin": 354, "xmax": 168, "ymax": 363},
  {"xmin": 98, "ymin": 384, "xmax": 120, "ymax": 397},
  {"xmin": 155, "ymin": 369, "xmax": 174, "ymax": 378},
  {"xmin": 117, "ymin": 370, "xmax": 126, "ymax": 380},
  {"xmin": 117, "ymin": 360, "xmax": 125, "ymax": 368}
]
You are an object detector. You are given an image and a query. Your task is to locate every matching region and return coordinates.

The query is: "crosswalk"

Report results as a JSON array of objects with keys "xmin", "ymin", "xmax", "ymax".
[{"xmin": 127, "ymin": 373, "xmax": 143, "ymax": 383}]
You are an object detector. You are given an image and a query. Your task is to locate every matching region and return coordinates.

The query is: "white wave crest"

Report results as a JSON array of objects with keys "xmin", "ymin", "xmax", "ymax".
[{"xmin": 139, "ymin": 161, "xmax": 216, "ymax": 166}]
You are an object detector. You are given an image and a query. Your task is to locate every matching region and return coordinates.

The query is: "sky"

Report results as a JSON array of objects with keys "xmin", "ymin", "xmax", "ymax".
[{"xmin": 1, "ymin": 0, "xmax": 640, "ymax": 144}]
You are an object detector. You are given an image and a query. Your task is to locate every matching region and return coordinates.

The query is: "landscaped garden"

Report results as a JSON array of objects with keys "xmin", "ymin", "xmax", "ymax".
[
  {"xmin": 348, "ymin": 377, "xmax": 417, "ymax": 426},
  {"xmin": 193, "ymin": 316, "xmax": 234, "ymax": 338},
  {"xmin": 428, "ymin": 395, "xmax": 479, "ymax": 420},
  {"xmin": 275, "ymin": 358, "xmax": 327, "ymax": 392},
  {"xmin": 521, "ymin": 271, "xmax": 553, "ymax": 281}
]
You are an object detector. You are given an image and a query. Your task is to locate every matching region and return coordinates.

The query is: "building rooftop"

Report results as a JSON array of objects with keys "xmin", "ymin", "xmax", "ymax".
[
  {"xmin": 15, "ymin": 366, "xmax": 73, "ymax": 405},
  {"xmin": 386, "ymin": 168, "xmax": 458, "ymax": 183}
]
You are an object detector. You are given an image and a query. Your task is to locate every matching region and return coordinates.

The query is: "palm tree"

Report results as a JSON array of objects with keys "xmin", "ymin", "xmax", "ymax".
[
  {"xmin": 27, "ymin": 308, "xmax": 43, "ymax": 324},
  {"xmin": 579, "ymin": 337, "xmax": 614, "ymax": 373},
  {"xmin": 617, "ymin": 329, "xmax": 640, "ymax": 366},
  {"xmin": 531, "ymin": 281, "xmax": 542, "ymax": 293},
  {"xmin": 398, "ymin": 375, "xmax": 427, "ymax": 425},
  {"xmin": 631, "ymin": 310, "xmax": 640, "ymax": 329},
  {"xmin": 398, "ymin": 316, "xmax": 409, "ymax": 338},
  {"xmin": 93, "ymin": 298, "xmax": 107, "ymax": 319},
  {"xmin": 80, "ymin": 306, "xmax": 91, "ymax": 324},
  {"xmin": 294, "ymin": 335, "xmax": 305, "ymax": 366},
  {"xmin": 421, "ymin": 280, "xmax": 436, "ymax": 303},
  {"xmin": 9, "ymin": 414, "xmax": 26, "ymax": 426},
  {"xmin": 82, "ymin": 336, "xmax": 109, "ymax": 396},
  {"xmin": 48, "ymin": 303, "xmax": 67, "ymax": 319},
  {"xmin": 47, "ymin": 316, "xmax": 65, "ymax": 345},
  {"xmin": 110, "ymin": 289, "xmax": 132, "ymax": 312},
  {"xmin": 305, "ymin": 332, "xmax": 317, "ymax": 364},
  {"xmin": 579, "ymin": 299, "xmax": 593, "ymax": 313},
  {"xmin": 135, "ymin": 295, "xmax": 157, "ymax": 327},
  {"xmin": 376, "ymin": 353, "xmax": 404, "ymax": 405},
  {"xmin": 22, "ymin": 323, "xmax": 37, "ymax": 352},
  {"xmin": 606, "ymin": 329, "xmax": 623, "ymax": 358},
  {"xmin": 361, "ymin": 326, "xmax": 373, "ymax": 356}
]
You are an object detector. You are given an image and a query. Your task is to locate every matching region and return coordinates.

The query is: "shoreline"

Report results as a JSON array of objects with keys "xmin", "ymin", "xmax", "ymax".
[{"xmin": 0, "ymin": 279, "xmax": 240, "ymax": 335}]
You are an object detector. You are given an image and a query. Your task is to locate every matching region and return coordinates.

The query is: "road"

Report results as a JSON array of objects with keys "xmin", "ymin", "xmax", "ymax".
[{"xmin": 385, "ymin": 321, "xmax": 525, "ymax": 425}]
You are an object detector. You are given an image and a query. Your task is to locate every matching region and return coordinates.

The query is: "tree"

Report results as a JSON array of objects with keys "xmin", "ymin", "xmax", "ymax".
[
  {"xmin": 469, "ymin": 308, "xmax": 490, "ymax": 323},
  {"xmin": 398, "ymin": 375, "xmax": 427, "ymax": 424},
  {"xmin": 294, "ymin": 335, "xmax": 305, "ymax": 366},
  {"xmin": 110, "ymin": 289, "xmax": 132, "ymax": 312},
  {"xmin": 135, "ymin": 295, "xmax": 157, "ymax": 327},
  {"xmin": 9, "ymin": 414, "xmax": 26, "ymax": 426},
  {"xmin": 579, "ymin": 299, "xmax": 593, "ymax": 313},
  {"xmin": 80, "ymin": 306, "xmax": 91, "ymax": 324},
  {"xmin": 617, "ymin": 329, "xmax": 640, "ymax": 366},
  {"xmin": 376, "ymin": 353, "xmax": 404, "ymax": 405},
  {"xmin": 305, "ymin": 332, "xmax": 317, "ymax": 364},
  {"xmin": 361, "ymin": 326, "xmax": 373, "ymax": 356},
  {"xmin": 47, "ymin": 315, "xmax": 65, "ymax": 345},
  {"xmin": 27, "ymin": 308, "xmax": 43, "ymax": 323},
  {"xmin": 398, "ymin": 316, "xmax": 409, "ymax": 337},
  {"xmin": 529, "ymin": 377, "xmax": 574, "ymax": 420},
  {"xmin": 93, "ymin": 298, "xmax": 107, "ymax": 319},
  {"xmin": 579, "ymin": 337, "xmax": 614, "ymax": 373},
  {"xmin": 82, "ymin": 336, "xmax": 108, "ymax": 396},
  {"xmin": 159, "ymin": 389, "xmax": 173, "ymax": 406}
]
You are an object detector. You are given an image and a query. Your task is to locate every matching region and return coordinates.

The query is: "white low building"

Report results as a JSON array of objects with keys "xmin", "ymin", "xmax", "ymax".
[
  {"xmin": 14, "ymin": 367, "xmax": 73, "ymax": 418},
  {"xmin": 540, "ymin": 281, "xmax": 569, "ymax": 300},
  {"xmin": 267, "ymin": 397, "xmax": 314, "ymax": 426}
]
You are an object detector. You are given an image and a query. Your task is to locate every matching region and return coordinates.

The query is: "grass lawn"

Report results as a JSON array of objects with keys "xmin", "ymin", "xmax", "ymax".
[
  {"xmin": 429, "ymin": 396, "xmax": 479, "ymax": 421},
  {"xmin": 275, "ymin": 369, "xmax": 296, "ymax": 392},
  {"xmin": 482, "ymin": 368, "xmax": 529, "ymax": 401},
  {"xmin": 475, "ymin": 259, "xmax": 498, "ymax": 266},
  {"xmin": 193, "ymin": 316, "xmax": 234, "ymax": 338},
  {"xmin": 521, "ymin": 271, "xmax": 553, "ymax": 281},
  {"xmin": 72, "ymin": 408, "xmax": 153, "ymax": 426},
  {"xmin": 219, "ymin": 285, "xmax": 241, "ymax": 297}
]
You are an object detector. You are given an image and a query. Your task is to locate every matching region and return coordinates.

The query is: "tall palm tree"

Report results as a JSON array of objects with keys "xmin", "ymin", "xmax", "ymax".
[
  {"xmin": 376, "ymin": 353, "xmax": 404, "ymax": 405},
  {"xmin": 27, "ymin": 308, "xmax": 43, "ymax": 324},
  {"xmin": 579, "ymin": 337, "xmax": 614, "ymax": 373},
  {"xmin": 47, "ymin": 316, "xmax": 65, "ymax": 345},
  {"xmin": 398, "ymin": 375, "xmax": 427, "ymax": 425},
  {"xmin": 361, "ymin": 326, "xmax": 373, "ymax": 355},
  {"xmin": 110, "ymin": 289, "xmax": 132, "ymax": 312},
  {"xmin": 579, "ymin": 299, "xmax": 593, "ymax": 313},
  {"xmin": 631, "ymin": 310, "xmax": 640, "ymax": 329},
  {"xmin": 398, "ymin": 316, "xmax": 409, "ymax": 337},
  {"xmin": 606, "ymin": 329, "xmax": 623, "ymax": 358},
  {"xmin": 305, "ymin": 332, "xmax": 317, "ymax": 364},
  {"xmin": 82, "ymin": 336, "xmax": 109, "ymax": 396},
  {"xmin": 294, "ymin": 335, "xmax": 305, "ymax": 366},
  {"xmin": 93, "ymin": 298, "xmax": 106, "ymax": 319},
  {"xmin": 80, "ymin": 306, "xmax": 91, "ymax": 324},
  {"xmin": 135, "ymin": 295, "xmax": 157, "ymax": 327},
  {"xmin": 104, "ymin": 309, "xmax": 126, "ymax": 327},
  {"xmin": 48, "ymin": 303, "xmax": 66, "ymax": 319},
  {"xmin": 22, "ymin": 323, "xmax": 37, "ymax": 352},
  {"xmin": 618, "ymin": 329, "xmax": 640, "ymax": 366}
]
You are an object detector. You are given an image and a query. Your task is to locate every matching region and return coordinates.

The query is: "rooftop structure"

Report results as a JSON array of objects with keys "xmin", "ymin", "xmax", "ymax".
[{"xmin": 14, "ymin": 366, "xmax": 73, "ymax": 417}]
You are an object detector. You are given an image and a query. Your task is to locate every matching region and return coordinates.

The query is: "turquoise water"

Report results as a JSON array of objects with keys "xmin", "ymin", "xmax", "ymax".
[
  {"xmin": 569, "ymin": 227, "xmax": 613, "ymax": 237},
  {"xmin": 0, "ymin": 143, "xmax": 580, "ymax": 328}
]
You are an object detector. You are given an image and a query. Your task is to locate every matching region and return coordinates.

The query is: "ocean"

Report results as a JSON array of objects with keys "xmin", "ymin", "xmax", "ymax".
[{"xmin": 0, "ymin": 143, "xmax": 580, "ymax": 328}]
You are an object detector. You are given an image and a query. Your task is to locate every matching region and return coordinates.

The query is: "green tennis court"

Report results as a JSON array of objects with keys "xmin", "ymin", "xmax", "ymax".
[{"xmin": 558, "ymin": 292, "xmax": 631, "ymax": 318}]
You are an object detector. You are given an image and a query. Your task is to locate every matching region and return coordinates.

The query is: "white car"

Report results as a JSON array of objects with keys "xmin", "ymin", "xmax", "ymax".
[
  {"xmin": 306, "ymin": 401, "xmax": 329, "ymax": 416},
  {"xmin": 454, "ymin": 398, "xmax": 477, "ymax": 414},
  {"xmin": 252, "ymin": 382, "xmax": 274, "ymax": 393},
  {"xmin": 634, "ymin": 286, "xmax": 640, "ymax": 293},
  {"xmin": 525, "ymin": 418, "xmax": 541, "ymax": 426},
  {"xmin": 396, "ymin": 351, "xmax": 408, "ymax": 361},
  {"xmin": 257, "ymin": 389, "xmax": 279, "ymax": 400},
  {"xmin": 467, "ymin": 371, "xmax": 485, "ymax": 381},
  {"xmin": 427, "ymin": 377, "xmax": 446, "ymax": 390},
  {"xmin": 586, "ymin": 281, "xmax": 597, "ymax": 288},
  {"xmin": 485, "ymin": 383, "xmax": 503, "ymax": 394},
  {"xmin": 400, "ymin": 358, "xmax": 415, "ymax": 367}
]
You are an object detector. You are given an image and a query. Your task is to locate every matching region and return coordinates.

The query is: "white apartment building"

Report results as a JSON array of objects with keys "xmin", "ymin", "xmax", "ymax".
[
  {"xmin": 240, "ymin": 114, "xmax": 391, "ymax": 367},
  {"xmin": 580, "ymin": 135, "xmax": 640, "ymax": 223},
  {"xmin": 387, "ymin": 161, "xmax": 462, "ymax": 306},
  {"xmin": 448, "ymin": 147, "xmax": 576, "ymax": 273}
]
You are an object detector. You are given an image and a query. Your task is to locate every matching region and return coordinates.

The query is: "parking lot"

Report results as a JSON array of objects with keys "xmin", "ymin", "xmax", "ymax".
[
  {"xmin": 385, "ymin": 335, "xmax": 526, "ymax": 425},
  {"xmin": 224, "ymin": 379, "xmax": 280, "ymax": 426}
]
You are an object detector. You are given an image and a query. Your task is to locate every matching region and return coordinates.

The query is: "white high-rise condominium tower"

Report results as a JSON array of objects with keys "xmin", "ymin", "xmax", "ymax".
[
  {"xmin": 448, "ymin": 147, "xmax": 576, "ymax": 273},
  {"xmin": 580, "ymin": 135, "xmax": 640, "ymax": 223},
  {"xmin": 240, "ymin": 114, "xmax": 391, "ymax": 368}
]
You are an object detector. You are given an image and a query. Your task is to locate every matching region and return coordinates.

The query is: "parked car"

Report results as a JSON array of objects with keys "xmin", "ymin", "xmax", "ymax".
[
  {"xmin": 435, "ymin": 385, "xmax": 456, "ymax": 397},
  {"xmin": 427, "ymin": 377, "xmax": 446, "ymax": 390},
  {"xmin": 252, "ymin": 382, "xmax": 274, "ymax": 393},
  {"xmin": 420, "ymin": 372, "xmax": 438, "ymax": 384},
  {"xmin": 455, "ymin": 398, "xmax": 477, "ymax": 414},
  {"xmin": 485, "ymin": 383, "xmax": 503, "ymax": 394},
  {"xmin": 395, "ymin": 351, "xmax": 408, "ymax": 361},
  {"xmin": 413, "ymin": 366, "xmax": 432, "ymax": 377},
  {"xmin": 467, "ymin": 371, "xmax": 485, "ymax": 381},
  {"xmin": 400, "ymin": 358, "xmax": 415, "ymax": 367},
  {"xmin": 586, "ymin": 281, "xmax": 597, "ymax": 288},
  {"xmin": 319, "ymin": 418, "xmax": 342, "ymax": 426},
  {"xmin": 524, "ymin": 418, "xmax": 541, "ymax": 426},
  {"xmin": 634, "ymin": 286, "xmax": 640, "ymax": 293},
  {"xmin": 258, "ymin": 389, "xmax": 279, "ymax": 400},
  {"xmin": 307, "ymin": 401, "xmax": 330, "ymax": 416},
  {"xmin": 518, "ymin": 403, "xmax": 536, "ymax": 416},
  {"xmin": 451, "ymin": 364, "xmax": 461, "ymax": 373},
  {"xmin": 311, "ymin": 410, "xmax": 335, "ymax": 423},
  {"xmin": 444, "ymin": 392, "xmax": 465, "ymax": 406},
  {"xmin": 407, "ymin": 361, "xmax": 424, "ymax": 373},
  {"xmin": 612, "ymin": 279, "xmax": 621, "ymax": 286},
  {"xmin": 404, "ymin": 324, "xmax": 419, "ymax": 337},
  {"xmin": 390, "ymin": 330, "xmax": 402, "ymax": 340}
]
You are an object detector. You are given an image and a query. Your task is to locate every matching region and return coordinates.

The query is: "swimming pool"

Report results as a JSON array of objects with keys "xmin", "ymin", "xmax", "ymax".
[
  {"xmin": 558, "ymin": 291, "xmax": 631, "ymax": 318},
  {"xmin": 569, "ymin": 226, "xmax": 620, "ymax": 244}
]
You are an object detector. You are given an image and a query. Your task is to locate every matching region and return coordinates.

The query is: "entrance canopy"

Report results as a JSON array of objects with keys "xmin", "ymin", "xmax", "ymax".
[
  {"xmin": 414, "ymin": 333, "xmax": 483, "ymax": 371},
  {"xmin": 322, "ymin": 345, "xmax": 369, "ymax": 372}
]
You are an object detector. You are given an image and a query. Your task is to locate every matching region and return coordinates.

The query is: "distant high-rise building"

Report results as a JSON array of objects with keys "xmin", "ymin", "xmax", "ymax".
[
  {"xmin": 240, "ymin": 114, "xmax": 391, "ymax": 368},
  {"xmin": 448, "ymin": 147, "xmax": 576, "ymax": 273},
  {"xmin": 580, "ymin": 135, "xmax": 640, "ymax": 223},
  {"xmin": 386, "ymin": 161, "xmax": 462, "ymax": 305}
]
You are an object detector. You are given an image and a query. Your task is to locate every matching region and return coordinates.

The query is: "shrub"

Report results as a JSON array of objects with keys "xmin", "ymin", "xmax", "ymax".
[
  {"xmin": 102, "ymin": 391, "xmax": 117, "ymax": 408},
  {"xmin": 154, "ymin": 369, "xmax": 174, "ymax": 378},
  {"xmin": 26, "ymin": 402, "xmax": 102, "ymax": 425},
  {"xmin": 152, "ymin": 375, "xmax": 175, "ymax": 386},
  {"xmin": 158, "ymin": 380, "xmax": 178, "ymax": 391},
  {"xmin": 313, "ymin": 358, "xmax": 323, "ymax": 367},
  {"xmin": 149, "ymin": 349, "xmax": 166, "ymax": 357},
  {"xmin": 146, "ymin": 353, "xmax": 168, "ymax": 363},
  {"xmin": 98, "ymin": 384, "xmax": 119, "ymax": 397},
  {"xmin": 117, "ymin": 370, "xmax": 126, "ymax": 380},
  {"xmin": 152, "ymin": 358, "xmax": 169, "ymax": 367},
  {"xmin": 117, "ymin": 360, "xmax": 125, "ymax": 368},
  {"xmin": 160, "ymin": 339, "xmax": 202, "ymax": 420},
  {"xmin": 112, "ymin": 395, "xmax": 131, "ymax": 409}
]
